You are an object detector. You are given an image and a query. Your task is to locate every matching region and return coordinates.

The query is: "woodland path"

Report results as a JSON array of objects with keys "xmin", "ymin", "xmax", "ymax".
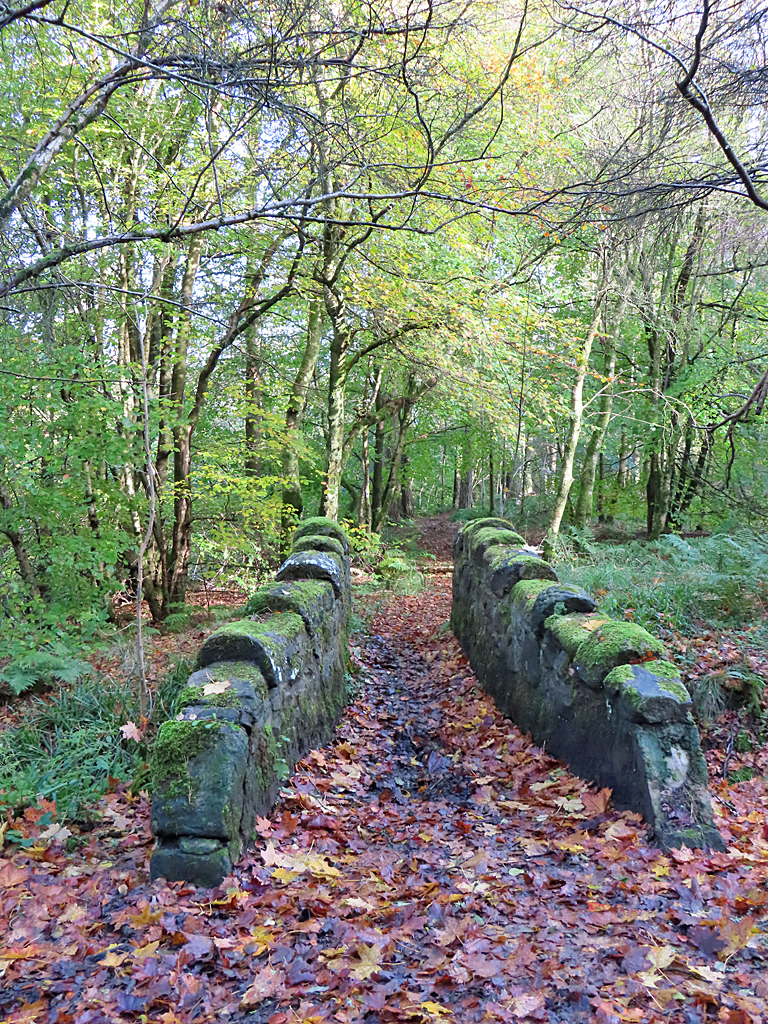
[{"xmin": 2, "ymin": 522, "xmax": 768, "ymax": 1023}]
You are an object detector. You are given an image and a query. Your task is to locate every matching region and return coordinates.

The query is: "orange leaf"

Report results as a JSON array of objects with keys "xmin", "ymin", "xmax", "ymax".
[{"xmin": 581, "ymin": 787, "xmax": 612, "ymax": 815}]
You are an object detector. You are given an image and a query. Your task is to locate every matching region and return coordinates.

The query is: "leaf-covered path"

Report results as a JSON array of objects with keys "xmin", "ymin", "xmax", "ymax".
[{"xmin": 3, "ymin": 543, "xmax": 768, "ymax": 1022}]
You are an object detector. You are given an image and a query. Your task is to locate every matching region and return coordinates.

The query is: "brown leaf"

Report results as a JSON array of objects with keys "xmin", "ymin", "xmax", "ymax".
[
  {"xmin": 240, "ymin": 966, "xmax": 285, "ymax": 1007},
  {"xmin": 581, "ymin": 787, "xmax": 612, "ymax": 815}
]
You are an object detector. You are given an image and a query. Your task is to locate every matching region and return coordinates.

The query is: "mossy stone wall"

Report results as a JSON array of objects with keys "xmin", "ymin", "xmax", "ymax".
[
  {"xmin": 150, "ymin": 523, "xmax": 351, "ymax": 887},
  {"xmin": 450, "ymin": 517, "xmax": 723, "ymax": 852}
]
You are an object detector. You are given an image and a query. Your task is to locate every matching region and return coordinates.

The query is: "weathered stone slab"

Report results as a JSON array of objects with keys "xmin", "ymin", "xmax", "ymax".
[
  {"xmin": 245, "ymin": 580, "xmax": 336, "ymax": 640},
  {"xmin": 292, "ymin": 534, "xmax": 345, "ymax": 558},
  {"xmin": 451, "ymin": 519, "xmax": 724, "ymax": 852},
  {"xmin": 529, "ymin": 585, "xmax": 598, "ymax": 635},
  {"xmin": 151, "ymin": 719, "xmax": 248, "ymax": 841},
  {"xmin": 151, "ymin": 839, "xmax": 232, "ymax": 887},
  {"xmin": 574, "ymin": 621, "xmax": 666, "ymax": 688},
  {"xmin": 198, "ymin": 613, "xmax": 310, "ymax": 689},
  {"xmin": 488, "ymin": 551, "xmax": 558, "ymax": 597},
  {"xmin": 276, "ymin": 551, "xmax": 344, "ymax": 598}
]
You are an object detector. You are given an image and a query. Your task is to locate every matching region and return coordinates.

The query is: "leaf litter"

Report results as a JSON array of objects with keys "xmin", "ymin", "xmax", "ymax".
[{"xmin": 2, "ymin": 557, "xmax": 768, "ymax": 1021}]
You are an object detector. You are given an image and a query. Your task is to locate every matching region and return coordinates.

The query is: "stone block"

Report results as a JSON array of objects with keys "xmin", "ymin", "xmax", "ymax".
[{"xmin": 198, "ymin": 614, "xmax": 310, "ymax": 689}]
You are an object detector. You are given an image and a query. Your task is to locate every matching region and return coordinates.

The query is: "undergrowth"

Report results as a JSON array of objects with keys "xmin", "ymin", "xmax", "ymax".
[
  {"xmin": 556, "ymin": 529, "xmax": 768, "ymax": 635},
  {"xmin": 0, "ymin": 676, "xmax": 142, "ymax": 819},
  {"xmin": 0, "ymin": 656, "xmax": 194, "ymax": 822}
]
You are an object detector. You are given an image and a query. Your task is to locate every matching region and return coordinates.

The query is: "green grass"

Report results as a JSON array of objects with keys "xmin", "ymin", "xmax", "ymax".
[
  {"xmin": 0, "ymin": 675, "xmax": 143, "ymax": 819},
  {"xmin": 0, "ymin": 656, "xmax": 195, "ymax": 821},
  {"xmin": 556, "ymin": 530, "xmax": 768, "ymax": 636}
]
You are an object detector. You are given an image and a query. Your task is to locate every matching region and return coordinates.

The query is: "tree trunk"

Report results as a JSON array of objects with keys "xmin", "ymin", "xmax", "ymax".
[
  {"xmin": 371, "ymin": 392, "xmax": 386, "ymax": 530},
  {"xmin": 618, "ymin": 428, "xmax": 629, "ymax": 487},
  {"xmin": 545, "ymin": 287, "xmax": 605, "ymax": 553},
  {"xmin": 245, "ymin": 322, "xmax": 263, "ymax": 477},
  {"xmin": 597, "ymin": 452, "xmax": 605, "ymax": 522},
  {"xmin": 489, "ymin": 445, "xmax": 495, "ymax": 513},
  {"xmin": 452, "ymin": 465, "xmax": 460, "ymax": 509},
  {"xmin": 671, "ymin": 429, "xmax": 712, "ymax": 526},
  {"xmin": 281, "ymin": 298, "xmax": 322, "ymax": 544},
  {"xmin": 319, "ymin": 287, "xmax": 350, "ymax": 520},
  {"xmin": 359, "ymin": 426, "xmax": 372, "ymax": 530},
  {"xmin": 0, "ymin": 481, "xmax": 43, "ymax": 599},
  {"xmin": 574, "ymin": 294, "xmax": 626, "ymax": 527},
  {"xmin": 458, "ymin": 467, "xmax": 474, "ymax": 509},
  {"xmin": 401, "ymin": 456, "xmax": 414, "ymax": 518},
  {"xmin": 371, "ymin": 398, "xmax": 415, "ymax": 533}
]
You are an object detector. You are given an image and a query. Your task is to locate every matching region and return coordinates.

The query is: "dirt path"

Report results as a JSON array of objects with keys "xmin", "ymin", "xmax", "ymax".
[{"xmin": 2, "ymin": 570, "xmax": 768, "ymax": 1023}]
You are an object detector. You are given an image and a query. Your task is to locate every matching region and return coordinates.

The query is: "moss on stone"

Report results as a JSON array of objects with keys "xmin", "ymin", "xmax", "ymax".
[
  {"xmin": 174, "ymin": 683, "xmax": 242, "ymax": 712},
  {"xmin": 511, "ymin": 579, "xmax": 552, "ymax": 611},
  {"xmin": 544, "ymin": 613, "xmax": 598, "ymax": 656},
  {"xmin": 212, "ymin": 613, "xmax": 305, "ymax": 642},
  {"xmin": 577, "ymin": 620, "xmax": 665, "ymax": 672},
  {"xmin": 293, "ymin": 517, "xmax": 349, "ymax": 551},
  {"xmin": 650, "ymin": 664, "xmax": 688, "ymax": 702},
  {"xmin": 262, "ymin": 611, "xmax": 306, "ymax": 639},
  {"xmin": 151, "ymin": 719, "xmax": 224, "ymax": 798},
  {"xmin": 292, "ymin": 534, "xmax": 344, "ymax": 557},
  {"xmin": 462, "ymin": 517, "xmax": 520, "ymax": 536},
  {"xmin": 488, "ymin": 550, "xmax": 546, "ymax": 573},
  {"xmin": 603, "ymin": 663, "xmax": 635, "ymax": 688},
  {"xmin": 471, "ymin": 526, "xmax": 527, "ymax": 552},
  {"xmin": 245, "ymin": 580, "xmax": 334, "ymax": 633}
]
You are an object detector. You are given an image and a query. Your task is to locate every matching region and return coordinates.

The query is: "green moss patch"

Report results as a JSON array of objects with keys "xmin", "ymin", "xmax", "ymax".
[
  {"xmin": 293, "ymin": 517, "xmax": 349, "ymax": 552},
  {"xmin": 245, "ymin": 580, "xmax": 334, "ymax": 621},
  {"xmin": 471, "ymin": 526, "xmax": 527, "ymax": 553},
  {"xmin": 198, "ymin": 614, "xmax": 309, "ymax": 688},
  {"xmin": 511, "ymin": 579, "xmax": 553, "ymax": 611},
  {"xmin": 462, "ymin": 517, "xmax": 521, "ymax": 536},
  {"xmin": 574, "ymin": 621, "xmax": 666, "ymax": 687},
  {"xmin": 544, "ymin": 613, "xmax": 598, "ymax": 656},
  {"xmin": 151, "ymin": 719, "xmax": 224, "ymax": 798},
  {"xmin": 292, "ymin": 534, "xmax": 345, "ymax": 558}
]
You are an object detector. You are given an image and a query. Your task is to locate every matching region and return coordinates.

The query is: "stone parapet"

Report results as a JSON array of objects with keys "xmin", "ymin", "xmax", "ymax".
[
  {"xmin": 451, "ymin": 517, "xmax": 723, "ymax": 851},
  {"xmin": 150, "ymin": 518, "xmax": 350, "ymax": 886}
]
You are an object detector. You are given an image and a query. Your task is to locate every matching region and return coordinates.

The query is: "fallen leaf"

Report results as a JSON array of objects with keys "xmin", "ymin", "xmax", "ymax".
[
  {"xmin": 581, "ymin": 787, "xmax": 612, "ymax": 815},
  {"xmin": 120, "ymin": 721, "xmax": 142, "ymax": 742},
  {"xmin": 240, "ymin": 966, "xmax": 285, "ymax": 1006},
  {"xmin": 511, "ymin": 992, "xmax": 545, "ymax": 1017},
  {"xmin": 203, "ymin": 680, "xmax": 232, "ymax": 696},
  {"xmin": 350, "ymin": 943, "xmax": 383, "ymax": 981}
]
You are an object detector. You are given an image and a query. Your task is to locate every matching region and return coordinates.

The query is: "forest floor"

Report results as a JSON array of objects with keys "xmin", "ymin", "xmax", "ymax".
[{"xmin": 3, "ymin": 517, "xmax": 768, "ymax": 1023}]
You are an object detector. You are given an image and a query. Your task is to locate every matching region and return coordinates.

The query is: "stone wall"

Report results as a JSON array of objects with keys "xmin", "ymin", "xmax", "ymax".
[
  {"xmin": 451, "ymin": 517, "xmax": 724, "ymax": 851},
  {"xmin": 149, "ymin": 518, "xmax": 350, "ymax": 886}
]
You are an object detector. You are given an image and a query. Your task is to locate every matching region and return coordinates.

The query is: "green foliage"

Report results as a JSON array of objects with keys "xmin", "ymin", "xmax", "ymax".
[
  {"xmin": 344, "ymin": 523, "xmax": 384, "ymax": 569},
  {"xmin": 153, "ymin": 657, "xmax": 196, "ymax": 724},
  {"xmin": 0, "ymin": 645, "xmax": 92, "ymax": 697},
  {"xmin": 0, "ymin": 676, "xmax": 142, "ymax": 819},
  {"xmin": 557, "ymin": 530, "xmax": 768, "ymax": 635},
  {"xmin": 376, "ymin": 547, "xmax": 425, "ymax": 595},
  {"xmin": 451, "ymin": 507, "xmax": 495, "ymax": 523}
]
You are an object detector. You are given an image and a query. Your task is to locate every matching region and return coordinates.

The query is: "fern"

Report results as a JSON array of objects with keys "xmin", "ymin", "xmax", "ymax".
[{"xmin": 0, "ymin": 651, "xmax": 92, "ymax": 697}]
